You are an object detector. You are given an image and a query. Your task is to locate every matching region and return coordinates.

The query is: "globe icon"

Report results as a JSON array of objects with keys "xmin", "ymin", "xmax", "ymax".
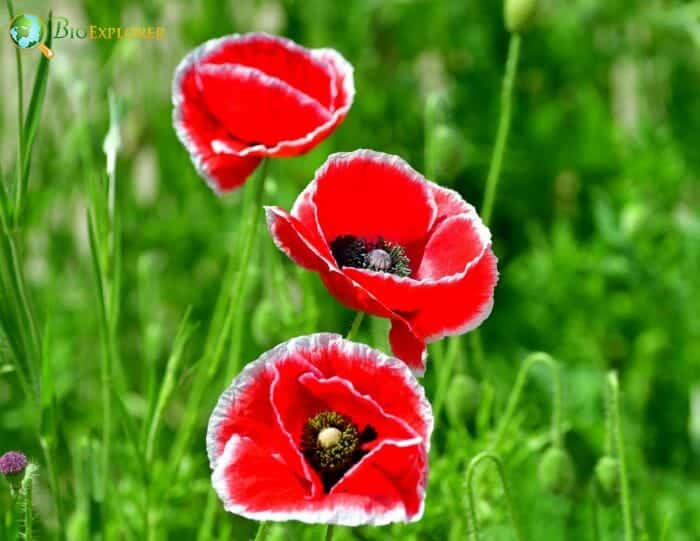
[
  {"xmin": 8, "ymin": 14, "xmax": 53, "ymax": 58},
  {"xmin": 9, "ymin": 14, "xmax": 44, "ymax": 49}
]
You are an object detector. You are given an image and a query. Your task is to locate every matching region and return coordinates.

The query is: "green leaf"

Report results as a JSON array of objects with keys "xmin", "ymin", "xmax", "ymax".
[{"xmin": 21, "ymin": 12, "xmax": 54, "ymax": 185}]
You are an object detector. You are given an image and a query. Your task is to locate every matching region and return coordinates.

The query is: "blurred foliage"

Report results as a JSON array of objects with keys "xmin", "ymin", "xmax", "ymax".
[{"xmin": 1, "ymin": 0, "xmax": 699, "ymax": 540}]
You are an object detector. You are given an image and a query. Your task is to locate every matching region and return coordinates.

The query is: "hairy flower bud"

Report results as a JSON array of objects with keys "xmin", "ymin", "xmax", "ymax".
[
  {"xmin": 0, "ymin": 450, "xmax": 28, "ymax": 494},
  {"xmin": 538, "ymin": 446, "xmax": 575, "ymax": 496},
  {"xmin": 504, "ymin": 0, "xmax": 538, "ymax": 33},
  {"xmin": 426, "ymin": 124, "xmax": 468, "ymax": 185},
  {"xmin": 594, "ymin": 456, "xmax": 620, "ymax": 505}
]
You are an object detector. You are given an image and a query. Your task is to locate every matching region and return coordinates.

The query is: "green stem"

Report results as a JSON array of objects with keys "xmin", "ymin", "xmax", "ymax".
[
  {"xmin": 225, "ymin": 158, "xmax": 269, "ymax": 380},
  {"xmin": 431, "ymin": 337, "xmax": 462, "ymax": 423},
  {"xmin": 253, "ymin": 521, "xmax": 268, "ymax": 541},
  {"xmin": 481, "ymin": 33, "xmax": 521, "ymax": 226},
  {"xmin": 22, "ymin": 471, "xmax": 33, "ymax": 541},
  {"xmin": 345, "ymin": 312, "xmax": 365, "ymax": 341},
  {"xmin": 167, "ymin": 160, "xmax": 269, "ymax": 482},
  {"xmin": 491, "ymin": 352, "xmax": 562, "ymax": 451},
  {"xmin": 608, "ymin": 372, "xmax": 634, "ymax": 541},
  {"xmin": 465, "ymin": 452, "xmax": 524, "ymax": 541},
  {"xmin": 322, "ymin": 524, "xmax": 335, "ymax": 541}
]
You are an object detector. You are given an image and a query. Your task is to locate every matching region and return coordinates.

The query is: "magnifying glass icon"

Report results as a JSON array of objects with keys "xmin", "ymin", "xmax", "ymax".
[{"xmin": 8, "ymin": 13, "xmax": 54, "ymax": 59}]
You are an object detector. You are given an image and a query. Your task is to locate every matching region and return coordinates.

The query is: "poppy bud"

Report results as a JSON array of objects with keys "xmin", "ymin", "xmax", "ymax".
[
  {"xmin": 445, "ymin": 374, "xmax": 480, "ymax": 425},
  {"xmin": 0, "ymin": 450, "xmax": 28, "ymax": 494},
  {"xmin": 594, "ymin": 456, "xmax": 620, "ymax": 505},
  {"xmin": 504, "ymin": 0, "xmax": 538, "ymax": 33},
  {"xmin": 538, "ymin": 446, "xmax": 575, "ymax": 496}
]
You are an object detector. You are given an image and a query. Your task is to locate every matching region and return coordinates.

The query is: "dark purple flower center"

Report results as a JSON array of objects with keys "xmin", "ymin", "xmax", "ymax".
[
  {"xmin": 300, "ymin": 411, "xmax": 377, "ymax": 492},
  {"xmin": 0, "ymin": 451, "xmax": 28, "ymax": 475},
  {"xmin": 329, "ymin": 235, "xmax": 411, "ymax": 277}
]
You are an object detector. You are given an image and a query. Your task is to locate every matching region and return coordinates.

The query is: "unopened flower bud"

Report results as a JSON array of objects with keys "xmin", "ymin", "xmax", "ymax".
[
  {"xmin": 594, "ymin": 456, "xmax": 620, "ymax": 505},
  {"xmin": 0, "ymin": 450, "xmax": 28, "ymax": 494},
  {"xmin": 504, "ymin": 0, "xmax": 538, "ymax": 33},
  {"xmin": 538, "ymin": 446, "xmax": 575, "ymax": 496},
  {"xmin": 446, "ymin": 374, "xmax": 480, "ymax": 425}
]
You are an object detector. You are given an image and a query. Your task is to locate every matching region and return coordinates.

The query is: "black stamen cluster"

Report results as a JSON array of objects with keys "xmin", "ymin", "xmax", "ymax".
[{"xmin": 330, "ymin": 235, "xmax": 411, "ymax": 277}]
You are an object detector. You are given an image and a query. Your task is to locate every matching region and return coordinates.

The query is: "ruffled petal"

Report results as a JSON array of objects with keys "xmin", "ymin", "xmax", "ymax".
[
  {"xmin": 330, "ymin": 439, "xmax": 427, "ymax": 523},
  {"xmin": 388, "ymin": 320, "xmax": 429, "ymax": 375},
  {"xmin": 172, "ymin": 62, "xmax": 262, "ymax": 193},
  {"xmin": 265, "ymin": 206, "xmax": 335, "ymax": 271},
  {"xmin": 197, "ymin": 64, "xmax": 332, "ymax": 147},
  {"xmin": 417, "ymin": 213, "xmax": 489, "ymax": 281},
  {"xmin": 199, "ymin": 33, "xmax": 336, "ymax": 109},
  {"xmin": 310, "ymin": 337, "xmax": 432, "ymax": 440},
  {"xmin": 309, "ymin": 150, "xmax": 438, "ymax": 246},
  {"xmin": 212, "ymin": 435, "xmax": 316, "ymax": 517},
  {"xmin": 407, "ymin": 248, "xmax": 498, "ymax": 342}
]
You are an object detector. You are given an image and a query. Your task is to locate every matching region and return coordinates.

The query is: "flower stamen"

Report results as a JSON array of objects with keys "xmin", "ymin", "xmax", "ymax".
[
  {"xmin": 330, "ymin": 235, "xmax": 411, "ymax": 277},
  {"xmin": 300, "ymin": 411, "xmax": 377, "ymax": 492}
]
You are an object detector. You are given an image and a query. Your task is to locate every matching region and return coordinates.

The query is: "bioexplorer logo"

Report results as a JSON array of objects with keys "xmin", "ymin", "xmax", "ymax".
[
  {"xmin": 7, "ymin": 13, "xmax": 166, "ymax": 59},
  {"xmin": 8, "ymin": 13, "xmax": 54, "ymax": 58}
]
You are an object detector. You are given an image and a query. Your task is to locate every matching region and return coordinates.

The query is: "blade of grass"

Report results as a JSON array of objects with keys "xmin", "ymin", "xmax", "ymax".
[{"xmin": 20, "ymin": 13, "xmax": 53, "ymax": 194}]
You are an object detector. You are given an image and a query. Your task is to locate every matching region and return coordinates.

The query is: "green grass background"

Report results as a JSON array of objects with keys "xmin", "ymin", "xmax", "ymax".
[{"xmin": 1, "ymin": 0, "xmax": 699, "ymax": 539}]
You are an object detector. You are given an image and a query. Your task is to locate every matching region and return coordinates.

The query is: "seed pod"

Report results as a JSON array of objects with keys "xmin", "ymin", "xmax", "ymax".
[
  {"xmin": 445, "ymin": 374, "xmax": 480, "ymax": 425},
  {"xmin": 538, "ymin": 446, "xmax": 575, "ymax": 496},
  {"xmin": 594, "ymin": 456, "xmax": 620, "ymax": 505},
  {"xmin": 504, "ymin": 0, "xmax": 538, "ymax": 33}
]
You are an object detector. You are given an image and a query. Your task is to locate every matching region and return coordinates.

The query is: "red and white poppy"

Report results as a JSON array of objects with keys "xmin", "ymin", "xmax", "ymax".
[
  {"xmin": 207, "ymin": 333, "xmax": 432, "ymax": 526},
  {"xmin": 173, "ymin": 33, "xmax": 354, "ymax": 194},
  {"xmin": 265, "ymin": 150, "xmax": 498, "ymax": 373}
]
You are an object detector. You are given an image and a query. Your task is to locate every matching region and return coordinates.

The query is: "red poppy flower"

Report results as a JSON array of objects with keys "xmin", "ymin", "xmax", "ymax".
[
  {"xmin": 172, "ymin": 33, "xmax": 354, "ymax": 194},
  {"xmin": 207, "ymin": 333, "xmax": 432, "ymax": 526},
  {"xmin": 265, "ymin": 150, "xmax": 498, "ymax": 373}
]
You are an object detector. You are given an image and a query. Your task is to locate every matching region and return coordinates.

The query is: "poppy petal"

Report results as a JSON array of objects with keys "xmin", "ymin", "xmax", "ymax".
[
  {"xmin": 408, "ymin": 248, "xmax": 498, "ymax": 342},
  {"xmin": 265, "ymin": 206, "xmax": 335, "ymax": 271},
  {"xmin": 330, "ymin": 439, "xmax": 427, "ymax": 523},
  {"xmin": 197, "ymin": 64, "xmax": 332, "ymax": 147},
  {"xmin": 172, "ymin": 62, "xmax": 262, "ymax": 193},
  {"xmin": 309, "ymin": 150, "xmax": 438, "ymax": 245},
  {"xmin": 197, "ymin": 33, "xmax": 336, "ymax": 109},
  {"xmin": 417, "ymin": 213, "xmax": 490, "ymax": 281}
]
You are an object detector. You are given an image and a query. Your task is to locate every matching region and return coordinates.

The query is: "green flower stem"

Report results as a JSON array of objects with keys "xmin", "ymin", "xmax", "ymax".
[
  {"xmin": 225, "ymin": 158, "xmax": 270, "ymax": 380},
  {"xmin": 253, "ymin": 521, "xmax": 268, "ymax": 541},
  {"xmin": 491, "ymin": 352, "xmax": 563, "ymax": 451},
  {"xmin": 322, "ymin": 524, "xmax": 335, "ymax": 541},
  {"xmin": 346, "ymin": 312, "xmax": 365, "ymax": 341},
  {"xmin": 167, "ymin": 160, "xmax": 269, "ymax": 482},
  {"xmin": 23, "ymin": 476, "xmax": 32, "ymax": 541},
  {"xmin": 465, "ymin": 452, "xmax": 524, "ymax": 541},
  {"xmin": 608, "ymin": 372, "xmax": 634, "ymax": 541},
  {"xmin": 481, "ymin": 33, "xmax": 521, "ymax": 226},
  {"xmin": 431, "ymin": 337, "xmax": 462, "ymax": 423}
]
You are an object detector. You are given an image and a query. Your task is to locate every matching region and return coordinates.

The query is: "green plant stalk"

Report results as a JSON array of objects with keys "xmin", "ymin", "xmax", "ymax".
[
  {"xmin": 167, "ymin": 160, "xmax": 269, "ymax": 482},
  {"xmin": 431, "ymin": 336, "xmax": 462, "ymax": 423},
  {"xmin": 322, "ymin": 524, "xmax": 335, "ymax": 541},
  {"xmin": 465, "ymin": 452, "xmax": 524, "ymax": 541},
  {"xmin": 345, "ymin": 312, "xmax": 365, "ymax": 342},
  {"xmin": 608, "ymin": 372, "xmax": 634, "ymax": 541},
  {"xmin": 23, "ymin": 473, "xmax": 33, "ymax": 541},
  {"xmin": 253, "ymin": 521, "xmax": 268, "ymax": 541},
  {"xmin": 481, "ymin": 33, "xmax": 521, "ymax": 226},
  {"xmin": 87, "ymin": 214, "xmax": 112, "ymax": 537},
  {"xmin": 225, "ymin": 159, "xmax": 270, "ymax": 379},
  {"xmin": 491, "ymin": 352, "xmax": 563, "ymax": 451}
]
